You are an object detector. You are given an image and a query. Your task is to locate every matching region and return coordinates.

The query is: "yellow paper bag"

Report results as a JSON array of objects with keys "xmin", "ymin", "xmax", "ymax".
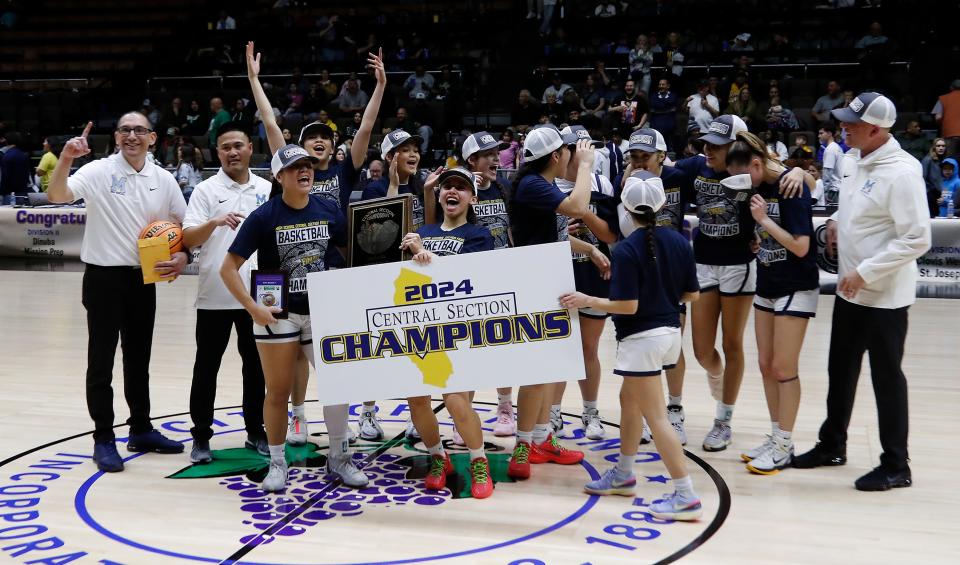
[{"xmin": 138, "ymin": 237, "xmax": 171, "ymax": 284}]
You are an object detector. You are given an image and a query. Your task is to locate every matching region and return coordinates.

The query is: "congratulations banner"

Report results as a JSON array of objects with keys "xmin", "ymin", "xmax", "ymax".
[
  {"xmin": 0, "ymin": 207, "xmax": 86, "ymax": 259},
  {"xmin": 307, "ymin": 242, "xmax": 585, "ymax": 405}
]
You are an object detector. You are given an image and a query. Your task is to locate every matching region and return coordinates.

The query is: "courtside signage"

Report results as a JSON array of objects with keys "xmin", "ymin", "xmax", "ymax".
[{"xmin": 307, "ymin": 242, "xmax": 585, "ymax": 405}]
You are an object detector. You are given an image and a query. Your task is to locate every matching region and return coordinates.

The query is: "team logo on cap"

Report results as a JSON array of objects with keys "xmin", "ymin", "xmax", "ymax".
[
  {"xmin": 283, "ymin": 146, "xmax": 308, "ymax": 159},
  {"xmin": 849, "ymin": 98, "xmax": 864, "ymax": 112},
  {"xmin": 631, "ymin": 134, "xmax": 654, "ymax": 146},
  {"xmin": 708, "ymin": 122, "xmax": 730, "ymax": 135},
  {"xmin": 391, "ymin": 131, "xmax": 410, "ymax": 142},
  {"xmin": 576, "ymin": 129, "xmax": 590, "ymax": 139},
  {"xmin": 480, "ymin": 134, "xmax": 496, "ymax": 144}
]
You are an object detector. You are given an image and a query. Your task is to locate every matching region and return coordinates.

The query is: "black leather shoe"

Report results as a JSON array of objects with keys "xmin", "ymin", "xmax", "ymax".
[
  {"xmin": 792, "ymin": 443, "xmax": 847, "ymax": 468},
  {"xmin": 127, "ymin": 429, "xmax": 184, "ymax": 454},
  {"xmin": 855, "ymin": 466, "xmax": 912, "ymax": 491},
  {"xmin": 93, "ymin": 441, "xmax": 124, "ymax": 473}
]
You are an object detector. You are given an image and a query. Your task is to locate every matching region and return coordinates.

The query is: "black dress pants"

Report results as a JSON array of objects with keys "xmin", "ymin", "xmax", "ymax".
[
  {"xmin": 82, "ymin": 265, "xmax": 156, "ymax": 442},
  {"xmin": 189, "ymin": 309, "xmax": 266, "ymax": 442},
  {"xmin": 818, "ymin": 297, "xmax": 910, "ymax": 470}
]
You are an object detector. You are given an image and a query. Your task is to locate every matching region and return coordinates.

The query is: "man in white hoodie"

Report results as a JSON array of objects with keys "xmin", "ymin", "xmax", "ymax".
[{"xmin": 793, "ymin": 93, "xmax": 931, "ymax": 491}]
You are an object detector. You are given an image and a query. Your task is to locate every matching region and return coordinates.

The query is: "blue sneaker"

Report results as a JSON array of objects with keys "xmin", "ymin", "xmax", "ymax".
[
  {"xmin": 93, "ymin": 441, "xmax": 124, "ymax": 473},
  {"xmin": 584, "ymin": 467, "xmax": 637, "ymax": 496},
  {"xmin": 127, "ymin": 429, "xmax": 184, "ymax": 454},
  {"xmin": 649, "ymin": 492, "xmax": 703, "ymax": 521}
]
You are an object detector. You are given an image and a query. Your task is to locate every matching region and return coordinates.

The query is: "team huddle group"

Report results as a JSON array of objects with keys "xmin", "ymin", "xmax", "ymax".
[{"xmin": 48, "ymin": 42, "xmax": 930, "ymax": 524}]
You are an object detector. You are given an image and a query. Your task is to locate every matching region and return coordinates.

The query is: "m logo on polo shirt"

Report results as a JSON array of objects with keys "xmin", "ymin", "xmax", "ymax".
[
  {"xmin": 109, "ymin": 174, "xmax": 127, "ymax": 195},
  {"xmin": 849, "ymin": 98, "xmax": 864, "ymax": 112},
  {"xmin": 709, "ymin": 122, "xmax": 730, "ymax": 135},
  {"xmin": 256, "ymin": 194, "xmax": 267, "ymax": 206},
  {"xmin": 480, "ymin": 134, "xmax": 496, "ymax": 145}
]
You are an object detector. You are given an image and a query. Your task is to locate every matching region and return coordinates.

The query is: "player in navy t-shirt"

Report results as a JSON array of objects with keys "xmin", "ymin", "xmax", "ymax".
[
  {"xmin": 560, "ymin": 175, "xmax": 703, "ymax": 521},
  {"xmin": 724, "ymin": 132, "xmax": 819, "ymax": 475},
  {"xmin": 246, "ymin": 42, "xmax": 387, "ymax": 447},
  {"xmin": 674, "ymin": 115, "xmax": 810, "ymax": 453},
  {"xmin": 554, "ymin": 126, "xmax": 619, "ymax": 442},
  {"xmin": 361, "ymin": 129, "xmax": 430, "ymax": 230},
  {"xmin": 506, "ymin": 125, "xmax": 594, "ymax": 480},
  {"xmin": 396, "ymin": 168, "xmax": 496, "ymax": 499},
  {"xmin": 222, "ymin": 144, "xmax": 366, "ymax": 493}
]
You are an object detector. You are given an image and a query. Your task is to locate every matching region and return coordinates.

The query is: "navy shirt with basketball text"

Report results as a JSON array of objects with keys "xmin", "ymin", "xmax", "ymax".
[
  {"xmin": 609, "ymin": 227, "xmax": 699, "ymax": 340},
  {"xmin": 560, "ymin": 175, "xmax": 619, "ymax": 301},
  {"xmin": 474, "ymin": 181, "xmax": 511, "ymax": 249},
  {"xmin": 228, "ymin": 195, "xmax": 347, "ymax": 315},
  {"xmin": 754, "ymin": 179, "xmax": 819, "ymax": 298},
  {"xmin": 510, "ymin": 174, "xmax": 568, "ymax": 246},
  {"xmin": 416, "ymin": 222, "xmax": 494, "ymax": 256},
  {"xmin": 311, "ymin": 159, "xmax": 360, "ymax": 213},
  {"xmin": 613, "ymin": 166, "xmax": 691, "ymax": 232},
  {"xmin": 675, "ymin": 155, "xmax": 755, "ymax": 265},
  {"xmin": 361, "ymin": 179, "xmax": 425, "ymax": 230}
]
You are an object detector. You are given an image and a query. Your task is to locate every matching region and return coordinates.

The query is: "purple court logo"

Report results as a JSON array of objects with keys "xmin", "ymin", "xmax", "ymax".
[{"xmin": 0, "ymin": 399, "xmax": 727, "ymax": 564}]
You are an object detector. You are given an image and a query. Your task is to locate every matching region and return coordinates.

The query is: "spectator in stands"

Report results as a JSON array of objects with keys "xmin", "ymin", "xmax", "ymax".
[
  {"xmin": 404, "ymin": 66, "xmax": 435, "ymax": 99},
  {"xmin": 725, "ymin": 72, "xmax": 749, "ymax": 105},
  {"xmin": 725, "ymin": 87, "xmax": 761, "ymax": 131},
  {"xmin": 789, "ymin": 133, "xmax": 814, "ymax": 161},
  {"xmin": 542, "ymin": 74, "xmax": 572, "ymax": 105},
  {"xmin": 896, "ymin": 121, "xmax": 930, "ymax": 161},
  {"xmin": 611, "ymin": 33, "xmax": 631, "ymax": 55},
  {"xmin": 316, "ymin": 109, "xmax": 338, "ymax": 133},
  {"xmin": 807, "ymin": 162, "xmax": 825, "ymax": 206},
  {"xmin": 315, "ymin": 15, "xmax": 345, "ymax": 61},
  {"xmin": 300, "ymin": 83, "xmax": 325, "ymax": 123},
  {"xmin": 175, "ymin": 143, "xmax": 203, "ymax": 203},
  {"xmin": 383, "ymin": 107, "xmax": 414, "ymax": 134},
  {"xmin": 35, "ymin": 136, "xmax": 60, "ymax": 192},
  {"xmin": 757, "ymin": 85, "xmax": 781, "ymax": 118},
  {"xmin": 762, "ymin": 129, "xmax": 788, "ymax": 162},
  {"xmin": 664, "ymin": 31, "xmax": 685, "ymax": 88},
  {"xmin": 542, "ymin": 93, "xmax": 564, "ymax": 125},
  {"xmin": 855, "ymin": 21, "xmax": 888, "ymax": 50},
  {"xmin": 609, "ymin": 79, "xmax": 648, "ymax": 130},
  {"xmin": 141, "ymin": 99, "xmax": 160, "ymax": 129},
  {"xmin": 579, "ymin": 74, "xmax": 608, "ymax": 123},
  {"xmin": 628, "ymin": 34, "xmax": 654, "ymax": 94},
  {"xmin": 231, "ymin": 99, "xmax": 253, "ymax": 128},
  {"xmin": 818, "ymin": 123, "xmax": 843, "ymax": 205},
  {"xmin": 166, "ymin": 98, "xmax": 187, "ymax": 133},
  {"xmin": 281, "ymin": 128, "xmax": 292, "ymax": 143},
  {"xmin": 318, "ymin": 70, "xmax": 338, "ymax": 102},
  {"xmin": 184, "ymin": 100, "xmax": 207, "ymax": 136},
  {"xmin": 729, "ymin": 32, "xmax": 754, "ymax": 52},
  {"xmin": 499, "ymin": 129, "xmax": 520, "ymax": 169},
  {"xmin": 686, "ymin": 80, "xmax": 720, "ymax": 132},
  {"xmin": 922, "ymin": 139, "xmax": 946, "ymax": 217},
  {"xmin": 840, "ymin": 89, "xmax": 855, "ymax": 109},
  {"xmin": 284, "ymin": 84, "xmax": 304, "ymax": 117},
  {"xmin": 593, "ymin": 60, "xmax": 612, "ymax": 88},
  {"xmin": 649, "ymin": 77, "xmax": 679, "ymax": 149},
  {"xmin": 934, "ymin": 79, "xmax": 960, "ymax": 157},
  {"xmin": 539, "ymin": 0, "xmax": 558, "ymax": 36},
  {"xmin": 207, "ymin": 97, "xmax": 231, "ymax": 147},
  {"xmin": 511, "ymin": 89, "xmax": 541, "ymax": 132},
  {"xmin": 337, "ymin": 78, "xmax": 369, "ymax": 115},
  {"xmin": 765, "ymin": 96, "xmax": 799, "ymax": 134},
  {"xmin": 215, "ymin": 10, "xmax": 236, "ymax": 30},
  {"xmin": 0, "ymin": 132, "xmax": 29, "ymax": 204},
  {"xmin": 812, "ymin": 80, "xmax": 844, "ymax": 125}
]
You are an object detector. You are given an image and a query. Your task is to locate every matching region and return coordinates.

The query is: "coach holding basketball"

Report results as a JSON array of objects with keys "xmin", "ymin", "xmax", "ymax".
[
  {"xmin": 48, "ymin": 112, "xmax": 189, "ymax": 473},
  {"xmin": 793, "ymin": 93, "xmax": 931, "ymax": 491}
]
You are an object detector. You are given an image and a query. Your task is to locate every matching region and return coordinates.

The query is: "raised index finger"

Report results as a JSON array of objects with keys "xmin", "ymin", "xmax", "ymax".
[{"xmin": 81, "ymin": 121, "xmax": 93, "ymax": 139}]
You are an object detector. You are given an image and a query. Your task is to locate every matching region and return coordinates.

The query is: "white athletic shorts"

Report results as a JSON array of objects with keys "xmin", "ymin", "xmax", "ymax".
[
  {"xmin": 753, "ymin": 289, "xmax": 819, "ymax": 318},
  {"xmin": 697, "ymin": 261, "xmax": 757, "ymax": 296},
  {"xmin": 579, "ymin": 307, "xmax": 609, "ymax": 319},
  {"xmin": 254, "ymin": 313, "xmax": 312, "ymax": 344},
  {"xmin": 613, "ymin": 327, "xmax": 682, "ymax": 377}
]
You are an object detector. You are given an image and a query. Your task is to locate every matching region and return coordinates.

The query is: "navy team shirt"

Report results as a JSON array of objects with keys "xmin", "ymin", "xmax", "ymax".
[
  {"xmin": 510, "ymin": 174, "xmax": 568, "ymax": 246},
  {"xmin": 675, "ymin": 155, "xmax": 755, "ymax": 265},
  {"xmin": 474, "ymin": 181, "xmax": 511, "ymax": 249},
  {"xmin": 416, "ymin": 222, "xmax": 494, "ymax": 256},
  {"xmin": 609, "ymin": 227, "xmax": 699, "ymax": 340},
  {"xmin": 229, "ymin": 194, "xmax": 347, "ymax": 315},
  {"xmin": 755, "ymin": 179, "xmax": 819, "ymax": 298},
  {"xmin": 361, "ymin": 179, "xmax": 425, "ymax": 230},
  {"xmin": 311, "ymin": 159, "xmax": 360, "ymax": 213},
  {"xmin": 559, "ymin": 175, "xmax": 619, "ymax": 302},
  {"xmin": 613, "ymin": 166, "xmax": 690, "ymax": 232}
]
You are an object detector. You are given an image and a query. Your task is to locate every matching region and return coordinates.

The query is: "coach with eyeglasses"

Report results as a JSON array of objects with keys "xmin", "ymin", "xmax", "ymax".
[{"xmin": 48, "ymin": 112, "xmax": 189, "ymax": 473}]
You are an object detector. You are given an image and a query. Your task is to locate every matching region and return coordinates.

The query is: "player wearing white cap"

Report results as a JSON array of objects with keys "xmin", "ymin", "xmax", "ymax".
[
  {"xmin": 221, "ymin": 144, "xmax": 368, "ymax": 492},
  {"xmin": 399, "ymin": 168, "xmax": 497, "ymax": 498},
  {"xmin": 560, "ymin": 175, "xmax": 703, "ymax": 521},
  {"xmin": 506, "ymin": 125, "xmax": 591, "ymax": 480}
]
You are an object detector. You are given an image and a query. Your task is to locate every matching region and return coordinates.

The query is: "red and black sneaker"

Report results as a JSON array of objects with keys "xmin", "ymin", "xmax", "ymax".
[
  {"xmin": 508, "ymin": 441, "xmax": 532, "ymax": 479},
  {"xmin": 530, "ymin": 434, "xmax": 584, "ymax": 465},
  {"xmin": 469, "ymin": 457, "xmax": 494, "ymax": 499},
  {"xmin": 424, "ymin": 453, "xmax": 452, "ymax": 490}
]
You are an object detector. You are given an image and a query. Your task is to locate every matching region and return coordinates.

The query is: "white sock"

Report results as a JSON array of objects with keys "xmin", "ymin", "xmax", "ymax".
[
  {"xmin": 616, "ymin": 454, "xmax": 634, "ymax": 474},
  {"xmin": 426, "ymin": 442, "xmax": 445, "ymax": 457},
  {"xmin": 583, "ymin": 400, "xmax": 597, "ymax": 412},
  {"xmin": 776, "ymin": 427, "xmax": 792, "ymax": 443},
  {"xmin": 715, "ymin": 402, "xmax": 734, "ymax": 423},
  {"xmin": 550, "ymin": 404, "xmax": 561, "ymax": 415},
  {"xmin": 292, "ymin": 404, "xmax": 305, "ymax": 420},
  {"xmin": 498, "ymin": 393, "xmax": 512, "ymax": 405},
  {"xmin": 268, "ymin": 444, "xmax": 285, "ymax": 464},
  {"xmin": 469, "ymin": 447, "xmax": 485, "ymax": 461},
  {"xmin": 771, "ymin": 421, "xmax": 780, "ymax": 435},
  {"xmin": 517, "ymin": 430, "xmax": 533, "ymax": 444},
  {"xmin": 668, "ymin": 395, "xmax": 682, "ymax": 407},
  {"xmin": 533, "ymin": 423, "xmax": 550, "ymax": 444},
  {"xmin": 673, "ymin": 475, "xmax": 697, "ymax": 501},
  {"xmin": 362, "ymin": 405, "xmax": 375, "ymax": 416}
]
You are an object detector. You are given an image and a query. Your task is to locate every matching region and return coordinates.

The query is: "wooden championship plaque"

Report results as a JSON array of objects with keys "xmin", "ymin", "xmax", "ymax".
[{"xmin": 346, "ymin": 194, "xmax": 414, "ymax": 267}]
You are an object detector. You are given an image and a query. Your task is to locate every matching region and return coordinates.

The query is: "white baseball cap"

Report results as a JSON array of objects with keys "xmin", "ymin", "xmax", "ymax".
[
  {"xmin": 628, "ymin": 128, "xmax": 667, "ymax": 152},
  {"xmin": 380, "ymin": 129, "xmax": 424, "ymax": 160},
  {"xmin": 621, "ymin": 176, "xmax": 666, "ymax": 213},
  {"xmin": 699, "ymin": 115, "xmax": 748, "ymax": 146},
  {"xmin": 461, "ymin": 131, "xmax": 502, "ymax": 161},
  {"xmin": 831, "ymin": 92, "xmax": 897, "ymax": 128},
  {"xmin": 271, "ymin": 143, "xmax": 320, "ymax": 176},
  {"xmin": 522, "ymin": 125, "xmax": 564, "ymax": 161}
]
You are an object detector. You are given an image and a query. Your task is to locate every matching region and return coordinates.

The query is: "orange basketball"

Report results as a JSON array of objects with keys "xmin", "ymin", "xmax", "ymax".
[{"xmin": 139, "ymin": 221, "xmax": 184, "ymax": 253}]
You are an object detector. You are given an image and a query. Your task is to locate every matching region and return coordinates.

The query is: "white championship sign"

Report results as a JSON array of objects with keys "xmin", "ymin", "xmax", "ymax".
[{"xmin": 307, "ymin": 242, "xmax": 585, "ymax": 405}]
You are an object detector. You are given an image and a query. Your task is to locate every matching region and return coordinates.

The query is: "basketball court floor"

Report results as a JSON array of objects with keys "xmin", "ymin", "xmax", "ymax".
[{"xmin": 0, "ymin": 268, "xmax": 956, "ymax": 564}]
